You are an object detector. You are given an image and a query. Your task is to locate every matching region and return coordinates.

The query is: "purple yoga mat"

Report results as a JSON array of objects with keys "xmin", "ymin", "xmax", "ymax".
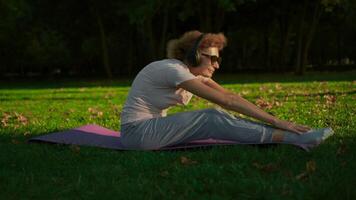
[
  {"xmin": 28, "ymin": 124, "xmax": 241, "ymax": 150},
  {"xmin": 28, "ymin": 124, "xmax": 312, "ymax": 151}
]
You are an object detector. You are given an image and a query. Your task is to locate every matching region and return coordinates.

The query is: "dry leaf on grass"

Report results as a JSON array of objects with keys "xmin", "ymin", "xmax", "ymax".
[
  {"xmin": 337, "ymin": 142, "xmax": 347, "ymax": 156},
  {"xmin": 295, "ymin": 160, "xmax": 317, "ymax": 180},
  {"xmin": 253, "ymin": 162, "xmax": 280, "ymax": 173},
  {"xmin": 306, "ymin": 160, "xmax": 316, "ymax": 173},
  {"xmin": 15, "ymin": 112, "xmax": 28, "ymax": 126},
  {"xmin": 1, "ymin": 112, "xmax": 11, "ymax": 127},
  {"xmin": 63, "ymin": 109, "xmax": 75, "ymax": 116},
  {"xmin": 104, "ymin": 92, "xmax": 115, "ymax": 99},
  {"xmin": 275, "ymin": 83, "xmax": 283, "ymax": 91},
  {"xmin": 11, "ymin": 139, "xmax": 21, "ymax": 144},
  {"xmin": 180, "ymin": 156, "xmax": 197, "ymax": 165},
  {"xmin": 295, "ymin": 172, "xmax": 308, "ymax": 180},
  {"xmin": 88, "ymin": 107, "xmax": 104, "ymax": 118},
  {"xmin": 159, "ymin": 170, "xmax": 169, "ymax": 177},
  {"xmin": 241, "ymin": 90, "xmax": 250, "ymax": 95},
  {"xmin": 70, "ymin": 145, "xmax": 81, "ymax": 153},
  {"xmin": 1, "ymin": 112, "xmax": 28, "ymax": 127},
  {"xmin": 255, "ymin": 98, "xmax": 273, "ymax": 109},
  {"xmin": 259, "ymin": 85, "xmax": 267, "ymax": 92},
  {"xmin": 324, "ymin": 95, "xmax": 337, "ymax": 106}
]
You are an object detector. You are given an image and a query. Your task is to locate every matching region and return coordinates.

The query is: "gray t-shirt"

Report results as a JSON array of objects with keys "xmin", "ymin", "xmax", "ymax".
[{"xmin": 120, "ymin": 59, "xmax": 198, "ymax": 124}]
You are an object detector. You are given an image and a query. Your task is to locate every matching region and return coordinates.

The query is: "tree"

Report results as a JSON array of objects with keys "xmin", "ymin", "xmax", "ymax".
[{"xmin": 294, "ymin": 0, "xmax": 342, "ymax": 75}]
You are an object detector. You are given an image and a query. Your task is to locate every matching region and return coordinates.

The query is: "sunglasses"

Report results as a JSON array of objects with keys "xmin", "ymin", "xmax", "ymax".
[{"xmin": 201, "ymin": 53, "xmax": 222, "ymax": 64}]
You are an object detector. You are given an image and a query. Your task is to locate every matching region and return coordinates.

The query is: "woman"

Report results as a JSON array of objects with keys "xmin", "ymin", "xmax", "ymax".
[{"xmin": 120, "ymin": 30, "xmax": 333, "ymax": 150}]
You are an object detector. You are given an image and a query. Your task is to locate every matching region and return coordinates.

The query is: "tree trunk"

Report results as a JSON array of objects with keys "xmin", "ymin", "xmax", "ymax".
[
  {"xmin": 214, "ymin": 5, "xmax": 225, "ymax": 32},
  {"xmin": 337, "ymin": 25, "xmax": 341, "ymax": 64},
  {"xmin": 295, "ymin": 0, "xmax": 307, "ymax": 75},
  {"xmin": 127, "ymin": 27, "xmax": 134, "ymax": 75},
  {"xmin": 278, "ymin": 4, "xmax": 292, "ymax": 70},
  {"xmin": 301, "ymin": 0, "xmax": 322, "ymax": 74},
  {"xmin": 96, "ymin": 15, "xmax": 111, "ymax": 78},
  {"xmin": 199, "ymin": 0, "xmax": 212, "ymax": 32},
  {"xmin": 90, "ymin": 4, "xmax": 112, "ymax": 79},
  {"xmin": 158, "ymin": 9, "xmax": 169, "ymax": 59},
  {"xmin": 263, "ymin": 26, "xmax": 271, "ymax": 69},
  {"xmin": 143, "ymin": 20, "xmax": 157, "ymax": 61}
]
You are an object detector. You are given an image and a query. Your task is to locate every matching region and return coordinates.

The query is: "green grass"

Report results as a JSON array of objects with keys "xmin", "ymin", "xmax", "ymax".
[{"xmin": 0, "ymin": 71, "xmax": 355, "ymax": 199}]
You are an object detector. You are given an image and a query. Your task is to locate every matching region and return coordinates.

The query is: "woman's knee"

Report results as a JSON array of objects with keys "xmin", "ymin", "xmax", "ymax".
[{"xmin": 204, "ymin": 108, "xmax": 236, "ymax": 121}]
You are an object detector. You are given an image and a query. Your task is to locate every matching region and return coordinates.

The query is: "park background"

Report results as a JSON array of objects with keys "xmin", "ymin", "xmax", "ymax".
[
  {"xmin": 1, "ymin": 0, "xmax": 356, "ymax": 199},
  {"xmin": 1, "ymin": 0, "xmax": 355, "ymax": 78}
]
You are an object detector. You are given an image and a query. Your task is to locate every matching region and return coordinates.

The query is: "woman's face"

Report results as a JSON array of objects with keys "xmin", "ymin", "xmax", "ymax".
[{"xmin": 188, "ymin": 47, "xmax": 220, "ymax": 78}]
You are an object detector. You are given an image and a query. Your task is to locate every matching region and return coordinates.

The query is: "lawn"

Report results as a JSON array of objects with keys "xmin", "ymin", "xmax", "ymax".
[{"xmin": 0, "ymin": 71, "xmax": 355, "ymax": 199}]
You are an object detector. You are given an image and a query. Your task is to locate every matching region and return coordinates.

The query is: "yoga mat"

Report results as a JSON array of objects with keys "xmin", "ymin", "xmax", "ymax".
[
  {"xmin": 28, "ymin": 124, "xmax": 311, "ymax": 151},
  {"xmin": 28, "ymin": 124, "xmax": 240, "ymax": 150}
]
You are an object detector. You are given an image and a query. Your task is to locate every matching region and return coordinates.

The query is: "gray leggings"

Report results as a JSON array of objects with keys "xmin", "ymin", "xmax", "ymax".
[{"xmin": 120, "ymin": 108, "xmax": 294, "ymax": 150}]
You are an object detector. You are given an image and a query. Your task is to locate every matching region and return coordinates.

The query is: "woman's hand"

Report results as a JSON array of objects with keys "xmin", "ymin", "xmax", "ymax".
[{"xmin": 273, "ymin": 119, "xmax": 311, "ymax": 134}]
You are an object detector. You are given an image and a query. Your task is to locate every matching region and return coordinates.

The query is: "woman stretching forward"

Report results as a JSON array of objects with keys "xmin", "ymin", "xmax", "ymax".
[{"xmin": 120, "ymin": 30, "xmax": 334, "ymax": 150}]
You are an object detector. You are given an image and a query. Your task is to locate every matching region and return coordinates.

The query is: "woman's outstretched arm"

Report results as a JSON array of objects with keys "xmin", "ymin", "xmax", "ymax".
[{"xmin": 178, "ymin": 78, "xmax": 310, "ymax": 134}]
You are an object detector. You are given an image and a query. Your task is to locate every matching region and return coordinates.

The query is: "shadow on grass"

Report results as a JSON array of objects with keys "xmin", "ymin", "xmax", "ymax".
[{"xmin": 0, "ymin": 71, "xmax": 355, "ymax": 90}]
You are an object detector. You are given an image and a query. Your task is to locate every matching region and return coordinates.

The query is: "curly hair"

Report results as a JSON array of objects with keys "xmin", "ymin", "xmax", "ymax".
[{"xmin": 166, "ymin": 30, "xmax": 227, "ymax": 60}]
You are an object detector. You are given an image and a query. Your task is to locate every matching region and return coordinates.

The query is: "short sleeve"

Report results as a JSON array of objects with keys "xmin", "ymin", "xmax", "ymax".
[{"xmin": 165, "ymin": 64, "xmax": 197, "ymax": 87}]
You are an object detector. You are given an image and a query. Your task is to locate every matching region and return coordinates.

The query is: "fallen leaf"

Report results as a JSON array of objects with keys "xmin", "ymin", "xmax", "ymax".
[
  {"xmin": 319, "ymin": 81, "xmax": 328, "ymax": 87},
  {"xmin": 1, "ymin": 112, "xmax": 28, "ymax": 127},
  {"xmin": 97, "ymin": 111, "xmax": 103, "ymax": 117},
  {"xmin": 241, "ymin": 90, "xmax": 250, "ymax": 95},
  {"xmin": 180, "ymin": 156, "xmax": 197, "ymax": 165},
  {"xmin": 274, "ymin": 100, "xmax": 282, "ymax": 107},
  {"xmin": 324, "ymin": 95, "xmax": 337, "ymax": 106},
  {"xmin": 159, "ymin": 170, "xmax": 169, "ymax": 177},
  {"xmin": 306, "ymin": 160, "xmax": 316, "ymax": 173},
  {"xmin": 88, "ymin": 107, "xmax": 104, "ymax": 118},
  {"xmin": 70, "ymin": 145, "xmax": 80, "ymax": 153},
  {"xmin": 112, "ymin": 105, "xmax": 121, "ymax": 115},
  {"xmin": 275, "ymin": 83, "xmax": 282, "ymax": 91},
  {"xmin": 1, "ymin": 113, "xmax": 10, "ymax": 127},
  {"xmin": 104, "ymin": 92, "xmax": 115, "ymax": 99},
  {"xmin": 259, "ymin": 85, "xmax": 268, "ymax": 92},
  {"xmin": 63, "ymin": 109, "xmax": 75, "ymax": 116},
  {"xmin": 11, "ymin": 139, "xmax": 21, "ymax": 144},
  {"xmin": 253, "ymin": 162, "xmax": 279, "ymax": 173},
  {"xmin": 255, "ymin": 98, "xmax": 273, "ymax": 109},
  {"xmin": 295, "ymin": 171, "xmax": 308, "ymax": 180},
  {"xmin": 296, "ymin": 160, "xmax": 317, "ymax": 181},
  {"xmin": 14, "ymin": 112, "xmax": 27, "ymax": 125},
  {"xmin": 337, "ymin": 143, "xmax": 347, "ymax": 156},
  {"xmin": 48, "ymin": 108, "xmax": 58, "ymax": 112}
]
